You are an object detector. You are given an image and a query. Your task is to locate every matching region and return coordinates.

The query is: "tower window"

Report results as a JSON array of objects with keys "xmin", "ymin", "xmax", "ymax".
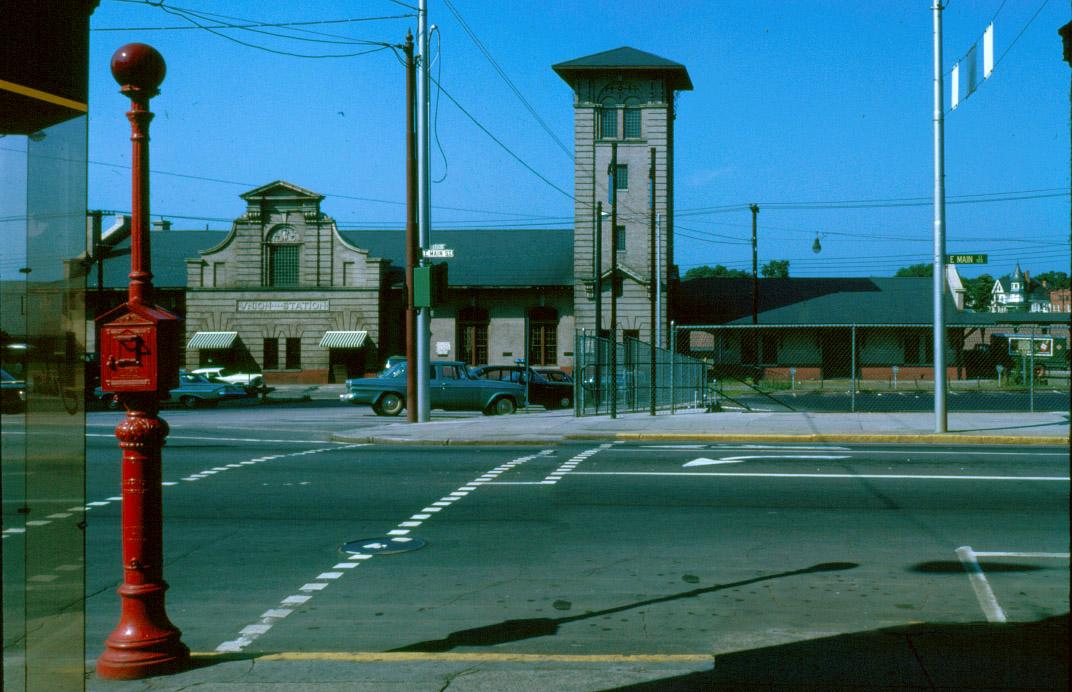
[
  {"xmin": 614, "ymin": 225, "xmax": 626, "ymax": 253},
  {"xmin": 600, "ymin": 107, "xmax": 618, "ymax": 139},
  {"xmin": 624, "ymin": 108, "xmax": 641, "ymax": 138}
]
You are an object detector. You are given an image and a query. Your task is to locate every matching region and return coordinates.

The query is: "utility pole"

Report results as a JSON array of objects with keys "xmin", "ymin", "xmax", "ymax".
[
  {"xmin": 404, "ymin": 32, "xmax": 418, "ymax": 423},
  {"xmin": 750, "ymin": 203, "xmax": 759, "ymax": 325},
  {"xmin": 416, "ymin": 0, "xmax": 432, "ymax": 421},
  {"xmin": 932, "ymin": 0, "xmax": 947, "ymax": 432},
  {"xmin": 609, "ymin": 142, "xmax": 618, "ymax": 419},
  {"xmin": 649, "ymin": 147, "xmax": 657, "ymax": 415},
  {"xmin": 594, "ymin": 201, "xmax": 603, "ymax": 412}
]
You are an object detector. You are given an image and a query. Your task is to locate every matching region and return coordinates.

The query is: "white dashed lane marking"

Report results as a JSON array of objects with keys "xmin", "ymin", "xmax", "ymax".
[{"xmin": 214, "ymin": 448, "xmax": 559, "ymax": 653}]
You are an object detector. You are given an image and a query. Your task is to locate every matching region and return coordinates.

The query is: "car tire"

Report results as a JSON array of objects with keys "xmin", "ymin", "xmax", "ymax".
[
  {"xmin": 492, "ymin": 397, "xmax": 516, "ymax": 415},
  {"xmin": 557, "ymin": 396, "xmax": 572, "ymax": 409},
  {"xmin": 180, "ymin": 395, "xmax": 199, "ymax": 409},
  {"xmin": 377, "ymin": 392, "xmax": 404, "ymax": 416}
]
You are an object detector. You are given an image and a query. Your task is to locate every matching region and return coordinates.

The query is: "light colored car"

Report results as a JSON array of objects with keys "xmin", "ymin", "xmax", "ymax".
[
  {"xmin": 191, "ymin": 366, "xmax": 264, "ymax": 391},
  {"xmin": 341, "ymin": 360, "xmax": 526, "ymax": 416},
  {"xmin": 97, "ymin": 372, "xmax": 248, "ymax": 409}
]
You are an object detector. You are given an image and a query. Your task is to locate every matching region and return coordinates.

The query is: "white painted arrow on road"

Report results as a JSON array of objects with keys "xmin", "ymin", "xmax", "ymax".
[{"xmin": 684, "ymin": 455, "xmax": 851, "ymax": 467}]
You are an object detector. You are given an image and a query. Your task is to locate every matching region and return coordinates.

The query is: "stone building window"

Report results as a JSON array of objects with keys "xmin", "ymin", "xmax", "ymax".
[
  {"xmin": 285, "ymin": 337, "xmax": 302, "ymax": 369},
  {"xmin": 263, "ymin": 337, "xmax": 279, "ymax": 370},
  {"xmin": 457, "ymin": 306, "xmax": 488, "ymax": 366},
  {"xmin": 600, "ymin": 107, "xmax": 618, "ymax": 139},
  {"xmin": 528, "ymin": 307, "xmax": 558, "ymax": 366},
  {"xmin": 624, "ymin": 107, "xmax": 641, "ymax": 138},
  {"xmin": 267, "ymin": 226, "xmax": 300, "ymax": 287}
]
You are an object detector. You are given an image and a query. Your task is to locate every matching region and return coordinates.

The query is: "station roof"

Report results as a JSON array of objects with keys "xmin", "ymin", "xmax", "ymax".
[{"xmin": 553, "ymin": 46, "xmax": 693, "ymax": 91}]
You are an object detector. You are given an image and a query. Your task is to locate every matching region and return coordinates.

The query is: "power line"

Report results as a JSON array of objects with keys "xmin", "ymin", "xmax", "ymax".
[{"xmin": 442, "ymin": 0, "xmax": 572, "ymax": 160}]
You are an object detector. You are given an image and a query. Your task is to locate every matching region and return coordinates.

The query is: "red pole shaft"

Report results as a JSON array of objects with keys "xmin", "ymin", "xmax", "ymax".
[{"xmin": 127, "ymin": 97, "xmax": 153, "ymax": 306}]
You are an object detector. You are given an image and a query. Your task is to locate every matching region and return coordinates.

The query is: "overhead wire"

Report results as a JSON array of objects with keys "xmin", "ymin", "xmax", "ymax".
[{"xmin": 442, "ymin": 0, "xmax": 572, "ymax": 160}]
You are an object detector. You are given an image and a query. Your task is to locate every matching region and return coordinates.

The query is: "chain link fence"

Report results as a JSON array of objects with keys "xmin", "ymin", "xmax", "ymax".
[
  {"xmin": 575, "ymin": 332, "xmax": 708, "ymax": 416},
  {"xmin": 675, "ymin": 323, "xmax": 1070, "ymax": 413}
]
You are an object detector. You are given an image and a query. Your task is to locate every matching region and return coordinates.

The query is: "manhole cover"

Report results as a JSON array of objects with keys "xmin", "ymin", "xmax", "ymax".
[{"xmin": 341, "ymin": 536, "xmax": 426, "ymax": 555}]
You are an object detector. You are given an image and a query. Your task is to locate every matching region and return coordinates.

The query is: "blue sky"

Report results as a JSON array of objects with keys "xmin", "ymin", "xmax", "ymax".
[{"xmin": 59, "ymin": 0, "xmax": 1072, "ymax": 280}]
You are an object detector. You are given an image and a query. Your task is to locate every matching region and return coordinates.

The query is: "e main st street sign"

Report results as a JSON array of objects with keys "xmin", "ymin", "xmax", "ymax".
[{"xmin": 946, "ymin": 253, "xmax": 988, "ymax": 265}]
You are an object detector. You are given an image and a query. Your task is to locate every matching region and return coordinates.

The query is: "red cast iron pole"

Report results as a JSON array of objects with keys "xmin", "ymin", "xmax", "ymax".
[{"xmin": 96, "ymin": 43, "xmax": 189, "ymax": 680}]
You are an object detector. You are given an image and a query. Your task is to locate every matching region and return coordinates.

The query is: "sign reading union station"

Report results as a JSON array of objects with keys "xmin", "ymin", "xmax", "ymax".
[{"xmin": 237, "ymin": 300, "xmax": 329, "ymax": 312}]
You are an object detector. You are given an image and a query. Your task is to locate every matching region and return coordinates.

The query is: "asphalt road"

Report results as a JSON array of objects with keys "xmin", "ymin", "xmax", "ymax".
[
  {"xmin": 4, "ymin": 407, "xmax": 1068, "ymax": 688},
  {"xmin": 79, "ymin": 412, "xmax": 1067, "ymax": 654}
]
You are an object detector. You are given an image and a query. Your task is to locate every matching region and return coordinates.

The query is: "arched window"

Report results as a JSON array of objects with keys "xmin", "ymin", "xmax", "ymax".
[
  {"xmin": 267, "ymin": 226, "xmax": 300, "ymax": 287},
  {"xmin": 457, "ymin": 306, "xmax": 489, "ymax": 366},
  {"xmin": 528, "ymin": 306, "xmax": 558, "ymax": 366}
]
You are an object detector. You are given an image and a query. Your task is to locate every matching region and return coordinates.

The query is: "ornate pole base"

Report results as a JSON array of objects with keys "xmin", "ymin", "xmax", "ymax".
[
  {"xmin": 96, "ymin": 581, "xmax": 189, "ymax": 679},
  {"xmin": 96, "ymin": 404, "xmax": 189, "ymax": 679}
]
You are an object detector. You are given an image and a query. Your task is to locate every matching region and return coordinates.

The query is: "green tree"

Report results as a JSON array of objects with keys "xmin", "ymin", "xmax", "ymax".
[
  {"xmin": 760, "ymin": 259, "xmax": 790, "ymax": 278},
  {"xmin": 1032, "ymin": 271, "xmax": 1070, "ymax": 290},
  {"xmin": 683, "ymin": 264, "xmax": 749, "ymax": 279},
  {"xmin": 962, "ymin": 273, "xmax": 995, "ymax": 312},
  {"xmin": 895, "ymin": 263, "xmax": 933, "ymax": 277}
]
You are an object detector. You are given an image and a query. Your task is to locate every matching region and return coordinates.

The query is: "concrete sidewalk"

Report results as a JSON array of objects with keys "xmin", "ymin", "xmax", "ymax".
[{"xmin": 333, "ymin": 407, "xmax": 1070, "ymax": 446}]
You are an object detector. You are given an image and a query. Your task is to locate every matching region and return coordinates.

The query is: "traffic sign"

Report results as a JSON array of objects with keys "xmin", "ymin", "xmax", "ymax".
[
  {"xmin": 946, "ymin": 254, "xmax": 987, "ymax": 264},
  {"xmin": 423, "ymin": 243, "xmax": 454, "ymax": 258}
]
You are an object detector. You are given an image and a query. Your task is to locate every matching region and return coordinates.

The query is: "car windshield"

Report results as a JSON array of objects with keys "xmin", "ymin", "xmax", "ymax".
[
  {"xmin": 382, "ymin": 362, "xmax": 406, "ymax": 379},
  {"xmin": 1, "ymin": 368, "xmax": 15, "ymax": 381},
  {"xmin": 540, "ymin": 370, "xmax": 571, "ymax": 382}
]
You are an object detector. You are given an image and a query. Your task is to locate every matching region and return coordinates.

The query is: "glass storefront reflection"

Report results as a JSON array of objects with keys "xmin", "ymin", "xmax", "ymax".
[{"xmin": 1, "ymin": 115, "xmax": 87, "ymax": 691}]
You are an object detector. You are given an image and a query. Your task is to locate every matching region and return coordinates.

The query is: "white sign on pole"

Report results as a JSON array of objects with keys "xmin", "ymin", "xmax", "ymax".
[
  {"xmin": 983, "ymin": 23, "xmax": 994, "ymax": 78},
  {"xmin": 951, "ymin": 63, "xmax": 960, "ymax": 109},
  {"xmin": 423, "ymin": 243, "xmax": 454, "ymax": 258}
]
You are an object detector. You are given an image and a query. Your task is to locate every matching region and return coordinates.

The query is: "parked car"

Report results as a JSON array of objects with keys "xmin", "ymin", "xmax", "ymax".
[
  {"xmin": 96, "ymin": 371, "xmax": 248, "ymax": 409},
  {"xmin": 341, "ymin": 360, "xmax": 526, "ymax": 416},
  {"xmin": 191, "ymin": 366, "xmax": 264, "ymax": 391},
  {"xmin": 1, "ymin": 368, "xmax": 26, "ymax": 413},
  {"xmin": 471, "ymin": 364, "xmax": 574, "ymax": 410}
]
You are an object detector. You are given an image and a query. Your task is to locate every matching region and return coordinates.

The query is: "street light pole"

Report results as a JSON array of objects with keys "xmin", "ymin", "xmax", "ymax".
[{"xmin": 932, "ymin": 0, "xmax": 948, "ymax": 432}]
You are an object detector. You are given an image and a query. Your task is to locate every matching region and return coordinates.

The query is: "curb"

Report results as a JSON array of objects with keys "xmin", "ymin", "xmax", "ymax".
[
  {"xmin": 331, "ymin": 432, "xmax": 1068, "ymax": 446},
  {"xmin": 600, "ymin": 433, "xmax": 1070, "ymax": 446}
]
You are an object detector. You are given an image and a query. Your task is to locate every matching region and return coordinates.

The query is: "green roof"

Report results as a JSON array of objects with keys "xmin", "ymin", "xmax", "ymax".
[
  {"xmin": 340, "ymin": 229, "xmax": 573, "ymax": 287},
  {"xmin": 97, "ymin": 228, "xmax": 574, "ymax": 289},
  {"xmin": 673, "ymin": 277, "xmax": 1069, "ymax": 326},
  {"xmin": 553, "ymin": 46, "xmax": 693, "ymax": 91}
]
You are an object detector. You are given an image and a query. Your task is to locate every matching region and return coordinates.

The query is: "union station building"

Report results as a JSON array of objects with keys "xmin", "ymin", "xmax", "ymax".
[{"xmin": 81, "ymin": 47, "xmax": 692, "ymax": 384}]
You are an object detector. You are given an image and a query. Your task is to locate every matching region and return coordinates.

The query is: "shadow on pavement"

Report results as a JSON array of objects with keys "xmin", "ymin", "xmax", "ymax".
[
  {"xmin": 602, "ymin": 614, "xmax": 1069, "ymax": 691},
  {"xmin": 390, "ymin": 562, "xmax": 858, "ymax": 653}
]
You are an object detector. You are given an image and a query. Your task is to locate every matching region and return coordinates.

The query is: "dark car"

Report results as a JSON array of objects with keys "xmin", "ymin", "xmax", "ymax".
[
  {"xmin": 341, "ymin": 360, "xmax": 526, "ymax": 416},
  {"xmin": 96, "ymin": 371, "xmax": 248, "ymax": 409},
  {"xmin": 472, "ymin": 365, "xmax": 574, "ymax": 410},
  {"xmin": 1, "ymin": 368, "xmax": 26, "ymax": 413}
]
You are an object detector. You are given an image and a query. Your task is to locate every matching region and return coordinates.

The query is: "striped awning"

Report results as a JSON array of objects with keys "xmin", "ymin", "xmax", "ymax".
[
  {"xmin": 186, "ymin": 331, "xmax": 239, "ymax": 349},
  {"xmin": 319, "ymin": 331, "xmax": 368, "ymax": 349}
]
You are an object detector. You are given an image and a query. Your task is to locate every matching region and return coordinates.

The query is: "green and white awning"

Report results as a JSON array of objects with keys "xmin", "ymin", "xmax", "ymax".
[
  {"xmin": 319, "ymin": 331, "xmax": 368, "ymax": 349},
  {"xmin": 186, "ymin": 331, "xmax": 239, "ymax": 349}
]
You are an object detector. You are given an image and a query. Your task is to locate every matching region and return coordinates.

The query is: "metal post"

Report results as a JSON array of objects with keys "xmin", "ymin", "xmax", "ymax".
[
  {"xmin": 1029, "ymin": 328, "xmax": 1035, "ymax": 412},
  {"xmin": 594, "ymin": 202, "xmax": 602, "ymax": 413},
  {"xmin": 851, "ymin": 324, "xmax": 857, "ymax": 413},
  {"xmin": 416, "ymin": 0, "xmax": 432, "ymax": 421},
  {"xmin": 649, "ymin": 147, "xmax": 657, "ymax": 415},
  {"xmin": 751, "ymin": 204, "xmax": 759, "ymax": 325},
  {"xmin": 404, "ymin": 33, "xmax": 417, "ymax": 423},
  {"xmin": 610, "ymin": 142, "xmax": 618, "ymax": 419},
  {"xmin": 670, "ymin": 321, "xmax": 677, "ymax": 414},
  {"xmin": 932, "ymin": 0, "xmax": 948, "ymax": 432},
  {"xmin": 656, "ymin": 213, "xmax": 662, "ymax": 348},
  {"xmin": 97, "ymin": 43, "xmax": 188, "ymax": 680}
]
